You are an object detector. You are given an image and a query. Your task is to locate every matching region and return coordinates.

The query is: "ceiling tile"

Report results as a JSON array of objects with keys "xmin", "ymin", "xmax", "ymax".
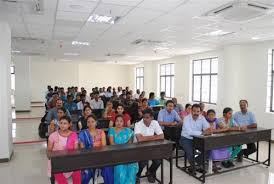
[
  {"xmin": 58, "ymin": 0, "xmax": 98, "ymax": 13},
  {"xmin": 56, "ymin": 11, "xmax": 90, "ymax": 21},
  {"xmin": 101, "ymin": 0, "xmax": 142, "ymax": 7},
  {"xmin": 94, "ymin": 3, "xmax": 132, "ymax": 17}
]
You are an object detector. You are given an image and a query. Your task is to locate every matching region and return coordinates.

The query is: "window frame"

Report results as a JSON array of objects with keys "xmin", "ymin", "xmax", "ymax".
[
  {"xmin": 159, "ymin": 63, "xmax": 175, "ymax": 98},
  {"xmin": 192, "ymin": 57, "xmax": 218, "ymax": 104},
  {"xmin": 270, "ymin": 50, "xmax": 274, "ymax": 112},
  {"xmin": 135, "ymin": 67, "xmax": 144, "ymax": 91}
]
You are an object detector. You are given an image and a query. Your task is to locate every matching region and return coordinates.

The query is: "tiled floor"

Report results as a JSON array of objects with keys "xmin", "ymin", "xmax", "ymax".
[{"xmin": 1, "ymin": 106, "xmax": 274, "ymax": 184}]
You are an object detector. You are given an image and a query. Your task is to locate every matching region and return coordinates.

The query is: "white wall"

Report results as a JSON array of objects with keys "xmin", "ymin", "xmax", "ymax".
[
  {"xmin": 30, "ymin": 57, "xmax": 79, "ymax": 102},
  {"xmin": 78, "ymin": 63, "xmax": 131, "ymax": 93},
  {"xmin": 14, "ymin": 56, "xmax": 31, "ymax": 111},
  {"xmin": 130, "ymin": 41, "xmax": 274, "ymax": 138},
  {"xmin": 0, "ymin": 22, "xmax": 13, "ymax": 160}
]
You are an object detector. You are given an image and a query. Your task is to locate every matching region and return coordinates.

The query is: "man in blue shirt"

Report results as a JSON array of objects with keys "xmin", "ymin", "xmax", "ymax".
[
  {"xmin": 233, "ymin": 99, "xmax": 257, "ymax": 162},
  {"xmin": 180, "ymin": 104, "xmax": 211, "ymax": 172},
  {"xmin": 158, "ymin": 100, "xmax": 183, "ymax": 147},
  {"xmin": 64, "ymin": 95, "xmax": 77, "ymax": 112}
]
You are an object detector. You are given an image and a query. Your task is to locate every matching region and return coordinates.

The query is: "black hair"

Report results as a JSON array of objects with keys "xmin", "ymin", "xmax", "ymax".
[
  {"xmin": 83, "ymin": 105, "xmax": 92, "ymax": 112},
  {"xmin": 239, "ymin": 99, "xmax": 248, "ymax": 106},
  {"xmin": 207, "ymin": 109, "xmax": 216, "ymax": 115},
  {"xmin": 80, "ymin": 94, "xmax": 86, "ymax": 98},
  {"xmin": 166, "ymin": 100, "xmax": 174, "ymax": 106},
  {"xmin": 87, "ymin": 114, "xmax": 97, "ymax": 121},
  {"xmin": 115, "ymin": 114, "xmax": 124, "ymax": 122},
  {"xmin": 192, "ymin": 104, "xmax": 201, "ymax": 110},
  {"xmin": 57, "ymin": 107, "xmax": 67, "ymax": 114},
  {"xmin": 223, "ymin": 107, "xmax": 233, "ymax": 116},
  {"xmin": 160, "ymin": 91, "xmax": 165, "ymax": 96},
  {"xmin": 143, "ymin": 108, "xmax": 154, "ymax": 117},
  {"xmin": 141, "ymin": 98, "xmax": 148, "ymax": 103},
  {"xmin": 185, "ymin": 103, "xmax": 192, "ymax": 109},
  {"xmin": 67, "ymin": 95, "xmax": 73, "ymax": 99},
  {"xmin": 149, "ymin": 92, "xmax": 155, "ymax": 99},
  {"xmin": 94, "ymin": 91, "xmax": 99, "ymax": 95},
  {"xmin": 59, "ymin": 116, "xmax": 72, "ymax": 123}
]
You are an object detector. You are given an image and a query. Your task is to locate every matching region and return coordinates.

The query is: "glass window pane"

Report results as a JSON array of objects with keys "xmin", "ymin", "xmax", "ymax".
[
  {"xmin": 136, "ymin": 78, "xmax": 140, "ymax": 90},
  {"xmin": 166, "ymin": 64, "xmax": 171, "ymax": 75},
  {"xmin": 136, "ymin": 68, "xmax": 139, "ymax": 76},
  {"xmin": 10, "ymin": 66, "xmax": 15, "ymax": 74},
  {"xmin": 201, "ymin": 75, "xmax": 210, "ymax": 102},
  {"xmin": 166, "ymin": 77, "xmax": 171, "ymax": 97},
  {"xmin": 140, "ymin": 78, "xmax": 144, "ymax": 91},
  {"xmin": 160, "ymin": 65, "xmax": 165, "ymax": 75},
  {"xmin": 211, "ymin": 58, "xmax": 218, "ymax": 73},
  {"xmin": 193, "ymin": 60, "xmax": 201, "ymax": 74},
  {"xmin": 202, "ymin": 59, "xmax": 211, "ymax": 74},
  {"xmin": 160, "ymin": 77, "xmax": 165, "ymax": 92},
  {"xmin": 11, "ymin": 74, "xmax": 15, "ymax": 90},
  {"xmin": 171, "ymin": 76, "xmax": 174, "ymax": 97},
  {"xmin": 211, "ymin": 75, "xmax": 218, "ymax": 103},
  {"xmin": 171, "ymin": 64, "xmax": 175, "ymax": 75},
  {"xmin": 140, "ymin": 68, "xmax": 144, "ymax": 76},
  {"xmin": 193, "ymin": 76, "xmax": 201, "ymax": 101}
]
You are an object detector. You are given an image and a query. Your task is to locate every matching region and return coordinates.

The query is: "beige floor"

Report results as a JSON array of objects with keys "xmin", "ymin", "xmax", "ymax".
[{"xmin": 1, "ymin": 105, "xmax": 274, "ymax": 184}]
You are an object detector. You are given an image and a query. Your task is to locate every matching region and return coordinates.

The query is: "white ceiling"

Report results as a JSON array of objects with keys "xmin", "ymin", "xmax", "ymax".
[{"xmin": 2, "ymin": 0, "xmax": 274, "ymax": 64}]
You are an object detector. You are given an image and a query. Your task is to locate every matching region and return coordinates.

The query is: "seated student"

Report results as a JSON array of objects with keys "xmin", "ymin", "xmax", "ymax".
[
  {"xmin": 180, "ymin": 104, "xmax": 212, "ymax": 172},
  {"xmin": 218, "ymin": 107, "xmax": 246, "ymax": 168},
  {"xmin": 79, "ymin": 115, "xmax": 113, "ymax": 184},
  {"xmin": 147, "ymin": 92, "xmax": 159, "ymax": 107},
  {"xmin": 77, "ymin": 94, "xmax": 86, "ymax": 110},
  {"xmin": 48, "ymin": 107, "xmax": 67, "ymax": 135},
  {"xmin": 158, "ymin": 92, "xmax": 167, "ymax": 106},
  {"xmin": 105, "ymin": 87, "xmax": 113, "ymax": 98},
  {"xmin": 74, "ymin": 93, "xmax": 81, "ymax": 104},
  {"xmin": 109, "ymin": 104, "xmax": 131, "ymax": 128},
  {"xmin": 135, "ymin": 109, "xmax": 164, "ymax": 184},
  {"xmin": 172, "ymin": 98, "xmax": 183, "ymax": 114},
  {"xmin": 108, "ymin": 115, "xmax": 138, "ymax": 184},
  {"xmin": 64, "ymin": 95, "xmax": 77, "ymax": 112},
  {"xmin": 103, "ymin": 101, "xmax": 116, "ymax": 120},
  {"xmin": 45, "ymin": 99, "xmax": 71, "ymax": 124},
  {"xmin": 47, "ymin": 116, "xmax": 81, "ymax": 184},
  {"xmin": 233, "ymin": 100, "xmax": 257, "ymax": 162},
  {"xmin": 133, "ymin": 89, "xmax": 141, "ymax": 100},
  {"xmin": 206, "ymin": 109, "xmax": 230, "ymax": 172},
  {"xmin": 47, "ymin": 92, "xmax": 59, "ymax": 109},
  {"xmin": 179, "ymin": 103, "xmax": 192, "ymax": 120},
  {"xmin": 77, "ymin": 106, "xmax": 92, "ymax": 131},
  {"xmin": 200, "ymin": 102, "xmax": 207, "ymax": 117},
  {"xmin": 90, "ymin": 91, "xmax": 104, "ymax": 109},
  {"xmin": 124, "ymin": 92, "xmax": 134, "ymax": 106},
  {"xmin": 138, "ymin": 98, "xmax": 151, "ymax": 119}
]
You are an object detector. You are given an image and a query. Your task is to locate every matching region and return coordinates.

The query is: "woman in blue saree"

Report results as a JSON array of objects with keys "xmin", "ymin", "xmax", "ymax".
[
  {"xmin": 108, "ymin": 114, "xmax": 138, "ymax": 184},
  {"xmin": 79, "ymin": 114, "xmax": 114, "ymax": 184}
]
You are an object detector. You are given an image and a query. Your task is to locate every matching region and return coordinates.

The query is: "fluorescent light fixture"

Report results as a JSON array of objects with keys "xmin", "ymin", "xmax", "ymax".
[
  {"xmin": 205, "ymin": 30, "xmax": 231, "ymax": 36},
  {"xmin": 11, "ymin": 50, "xmax": 21, "ymax": 53},
  {"xmin": 87, "ymin": 14, "xmax": 120, "ymax": 24},
  {"xmin": 64, "ymin": 53, "xmax": 79, "ymax": 56},
  {"xmin": 72, "ymin": 41, "xmax": 90, "ymax": 46},
  {"xmin": 252, "ymin": 37, "xmax": 260, "ymax": 40}
]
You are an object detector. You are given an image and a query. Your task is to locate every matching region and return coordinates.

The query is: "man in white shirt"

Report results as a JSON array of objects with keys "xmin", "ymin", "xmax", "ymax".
[
  {"xmin": 133, "ymin": 89, "xmax": 140, "ymax": 100},
  {"xmin": 90, "ymin": 91, "xmax": 104, "ymax": 109},
  {"xmin": 135, "ymin": 109, "xmax": 164, "ymax": 183},
  {"xmin": 77, "ymin": 94, "xmax": 86, "ymax": 110}
]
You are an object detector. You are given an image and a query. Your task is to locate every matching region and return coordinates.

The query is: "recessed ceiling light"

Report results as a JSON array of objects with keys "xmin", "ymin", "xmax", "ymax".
[
  {"xmin": 205, "ymin": 30, "xmax": 232, "ymax": 36},
  {"xmin": 11, "ymin": 50, "xmax": 21, "ymax": 53},
  {"xmin": 64, "ymin": 53, "xmax": 79, "ymax": 56},
  {"xmin": 252, "ymin": 37, "xmax": 260, "ymax": 40},
  {"xmin": 72, "ymin": 41, "xmax": 90, "ymax": 46},
  {"xmin": 87, "ymin": 14, "xmax": 120, "ymax": 24}
]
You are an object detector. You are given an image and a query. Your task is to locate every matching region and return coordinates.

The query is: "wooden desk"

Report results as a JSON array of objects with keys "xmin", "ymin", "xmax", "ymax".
[
  {"xmin": 48, "ymin": 140, "xmax": 174, "ymax": 184},
  {"xmin": 176, "ymin": 127, "xmax": 272, "ymax": 183}
]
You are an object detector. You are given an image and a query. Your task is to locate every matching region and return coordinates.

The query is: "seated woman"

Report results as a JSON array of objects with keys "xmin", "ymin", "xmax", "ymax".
[
  {"xmin": 206, "ymin": 109, "xmax": 230, "ymax": 172},
  {"xmin": 109, "ymin": 104, "xmax": 131, "ymax": 128},
  {"xmin": 79, "ymin": 114, "xmax": 114, "ymax": 184},
  {"xmin": 108, "ymin": 115, "xmax": 138, "ymax": 184},
  {"xmin": 47, "ymin": 116, "xmax": 81, "ymax": 184},
  {"xmin": 48, "ymin": 107, "xmax": 66, "ymax": 135},
  {"xmin": 218, "ymin": 107, "xmax": 246, "ymax": 168},
  {"xmin": 137, "ymin": 98, "xmax": 151, "ymax": 119},
  {"xmin": 147, "ymin": 92, "xmax": 159, "ymax": 107},
  {"xmin": 77, "ymin": 105, "xmax": 92, "ymax": 131},
  {"xmin": 103, "ymin": 101, "xmax": 116, "ymax": 120},
  {"xmin": 179, "ymin": 103, "xmax": 192, "ymax": 120}
]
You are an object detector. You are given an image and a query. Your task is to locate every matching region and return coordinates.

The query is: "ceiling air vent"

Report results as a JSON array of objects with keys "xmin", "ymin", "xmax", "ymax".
[{"xmin": 204, "ymin": 0, "xmax": 274, "ymax": 22}]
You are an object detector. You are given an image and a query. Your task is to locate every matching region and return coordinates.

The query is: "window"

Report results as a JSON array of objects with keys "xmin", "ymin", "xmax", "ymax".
[
  {"xmin": 135, "ymin": 67, "xmax": 144, "ymax": 91},
  {"xmin": 192, "ymin": 57, "xmax": 218, "ymax": 104},
  {"xmin": 160, "ymin": 63, "xmax": 174, "ymax": 97},
  {"xmin": 266, "ymin": 50, "xmax": 274, "ymax": 112},
  {"xmin": 11, "ymin": 66, "xmax": 15, "ymax": 91}
]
